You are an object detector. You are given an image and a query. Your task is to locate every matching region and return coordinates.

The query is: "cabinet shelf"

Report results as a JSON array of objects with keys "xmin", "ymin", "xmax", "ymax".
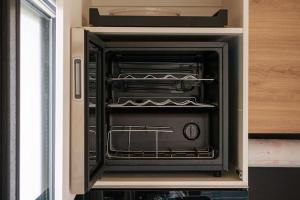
[{"xmin": 85, "ymin": 27, "xmax": 243, "ymax": 35}]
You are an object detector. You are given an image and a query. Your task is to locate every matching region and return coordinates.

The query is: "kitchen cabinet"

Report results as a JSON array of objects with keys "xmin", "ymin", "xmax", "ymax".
[
  {"xmin": 249, "ymin": 0, "xmax": 300, "ymax": 133},
  {"xmin": 62, "ymin": 0, "xmax": 249, "ymax": 198}
]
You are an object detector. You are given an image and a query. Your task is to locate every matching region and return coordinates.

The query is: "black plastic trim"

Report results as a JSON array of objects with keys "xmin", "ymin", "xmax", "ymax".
[
  {"xmin": 222, "ymin": 44, "xmax": 229, "ymax": 171},
  {"xmin": 249, "ymin": 133, "xmax": 300, "ymax": 140}
]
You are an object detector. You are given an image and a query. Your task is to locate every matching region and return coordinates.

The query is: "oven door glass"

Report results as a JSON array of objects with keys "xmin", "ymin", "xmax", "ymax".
[{"xmin": 85, "ymin": 31, "xmax": 105, "ymax": 190}]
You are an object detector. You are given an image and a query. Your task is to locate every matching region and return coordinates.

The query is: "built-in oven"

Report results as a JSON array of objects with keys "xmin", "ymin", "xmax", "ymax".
[{"xmin": 71, "ymin": 28, "xmax": 229, "ymax": 194}]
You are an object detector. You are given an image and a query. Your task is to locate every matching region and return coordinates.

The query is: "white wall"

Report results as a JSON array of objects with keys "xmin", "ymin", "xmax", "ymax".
[{"xmin": 55, "ymin": 0, "xmax": 83, "ymax": 199}]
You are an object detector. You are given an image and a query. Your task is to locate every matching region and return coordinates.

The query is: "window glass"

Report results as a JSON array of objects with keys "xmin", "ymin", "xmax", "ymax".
[{"xmin": 20, "ymin": 1, "xmax": 54, "ymax": 200}]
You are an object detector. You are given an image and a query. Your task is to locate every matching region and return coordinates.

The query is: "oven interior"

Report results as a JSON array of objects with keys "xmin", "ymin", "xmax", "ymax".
[
  {"xmin": 106, "ymin": 48, "xmax": 224, "ymax": 168},
  {"xmin": 87, "ymin": 41, "xmax": 227, "ymax": 174}
]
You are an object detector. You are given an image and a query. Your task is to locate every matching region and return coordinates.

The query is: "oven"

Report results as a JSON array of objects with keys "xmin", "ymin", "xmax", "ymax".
[{"xmin": 71, "ymin": 28, "xmax": 229, "ymax": 193}]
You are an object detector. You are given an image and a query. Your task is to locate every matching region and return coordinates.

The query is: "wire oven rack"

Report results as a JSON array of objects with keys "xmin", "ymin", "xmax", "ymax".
[
  {"xmin": 106, "ymin": 125, "xmax": 215, "ymax": 160},
  {"xmin": 110, "ymin": 73, "xmax": 214, "ymax": 82},
  {"xmin": 107, "ymin": 97, "xmax": 216, "ymax": 108}
]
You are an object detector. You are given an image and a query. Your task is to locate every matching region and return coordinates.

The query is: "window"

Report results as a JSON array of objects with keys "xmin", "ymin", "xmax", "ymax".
[{"xmin": 19, "ymin": 0, "xmax": 55, "ymax": 199}]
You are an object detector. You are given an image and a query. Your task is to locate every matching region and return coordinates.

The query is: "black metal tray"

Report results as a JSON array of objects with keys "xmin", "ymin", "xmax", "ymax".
[{"xmin": 89, "ymin": 8, "xmax": 228, "ymax": 27}]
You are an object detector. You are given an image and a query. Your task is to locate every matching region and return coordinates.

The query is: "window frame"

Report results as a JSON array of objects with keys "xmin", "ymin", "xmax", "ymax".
[{"xmin": 0, "ymin": 0, "xmax": 20, "ymax": 199}]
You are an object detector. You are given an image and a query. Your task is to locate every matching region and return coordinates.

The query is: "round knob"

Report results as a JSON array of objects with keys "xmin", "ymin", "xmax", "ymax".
[{"xmin": 183, "ymin": 123, "xmax": 200, "ymax": 140}]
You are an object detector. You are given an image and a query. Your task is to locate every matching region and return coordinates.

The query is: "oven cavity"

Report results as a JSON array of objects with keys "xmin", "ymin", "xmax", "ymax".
[{"xmin": 94, "ymin": 45, "xmax": 228, "ymax": 173}]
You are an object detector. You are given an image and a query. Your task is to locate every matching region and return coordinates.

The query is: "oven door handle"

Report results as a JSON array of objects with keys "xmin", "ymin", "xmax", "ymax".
[{"xmin": 74, "ymin": 58, "xmax": 82, "ymax": 99}]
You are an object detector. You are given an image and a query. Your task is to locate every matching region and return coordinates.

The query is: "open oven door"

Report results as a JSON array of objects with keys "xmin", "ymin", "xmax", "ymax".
[{"xmin": 71, "ymin": 28, "xmax": 105, "ymax": 194}]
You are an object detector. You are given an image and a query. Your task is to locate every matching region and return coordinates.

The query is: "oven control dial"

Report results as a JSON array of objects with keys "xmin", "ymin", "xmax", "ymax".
[{"xmin": 183, "ymin": 123, "xmax": 200, "ymax": 140}]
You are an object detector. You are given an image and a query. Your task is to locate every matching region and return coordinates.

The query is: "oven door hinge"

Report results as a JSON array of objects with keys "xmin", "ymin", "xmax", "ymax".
[{"xmin": 236, "ymin": 169, "xmax": 243, "ymax": 179}]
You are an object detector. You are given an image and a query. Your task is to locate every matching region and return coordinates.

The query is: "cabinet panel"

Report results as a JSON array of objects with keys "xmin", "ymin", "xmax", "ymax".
[{"xmin": 249, "ymin": 0, "xmax": 300, "ymax": 133}]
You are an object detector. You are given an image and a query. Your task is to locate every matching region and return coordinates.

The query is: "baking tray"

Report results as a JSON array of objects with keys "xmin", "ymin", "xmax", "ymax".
[{"xmin": 89, "ymin": 8, "xmax": 228, "ymax": 27}]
